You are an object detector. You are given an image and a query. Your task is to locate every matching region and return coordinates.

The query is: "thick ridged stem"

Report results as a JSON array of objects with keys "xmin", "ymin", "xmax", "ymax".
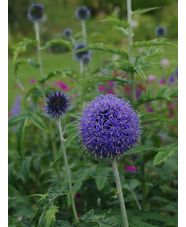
[
  {"xmin": 112, "ymin": 158, "xmax": 129, "ymax": 227},
  {"xmin": 57, "ymin": 118, "xmax": 79, "ymax": 224},
  {"xmin": 48, "ymin": 122, "xmax": 62, "ymax": 180},
  {"xmin": 81, "ymin": 20, "xmax": 87, "ymax": 44},
  {"xmin": 127, "ymin": 0, "xmax": 136, "ymax": 105}
]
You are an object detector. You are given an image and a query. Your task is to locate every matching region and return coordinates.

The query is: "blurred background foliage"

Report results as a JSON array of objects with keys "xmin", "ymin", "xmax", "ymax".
[{"xmin": 8, "ymin": 0, "xmax": 178, "ymax": 50}]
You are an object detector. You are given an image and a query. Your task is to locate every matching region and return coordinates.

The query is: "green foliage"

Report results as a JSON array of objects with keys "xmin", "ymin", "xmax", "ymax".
[
  {"xmin": 101, "ymin": 17, "xmax": 128, "ymax": 27},
  {"xmin": 45, "ymin": 205, "xmax": 59, "ymax": 227},
  {"xmin": 40, "ymin": 39, "xmax": 73, "ymax": 51},
  {"xmin": 153, "ymin": 143, "xmax": 178, "ymax": 165},
  {"xmin": 132, "ymin": 7, "xmax": 160, "ymax": 15},
  {"xmin": 132, "ymin": 38, "xmax": 177, "ymax": 48}
]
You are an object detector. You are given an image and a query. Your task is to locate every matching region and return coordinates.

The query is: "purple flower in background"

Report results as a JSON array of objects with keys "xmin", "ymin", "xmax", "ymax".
[
  {"xmin": 98, "ymin": 86, "xmax": 105, "ymax": 92},
  {"xmin": 42, "ymin": 91, "xmax": 70, "ymax": 119},
  {"xmin": 107, "ymin": 81, "xmax": 115, "ymax": 86},
  {"xmin": 147, "ymin": 108, "xmax": 154, "ymax": 113},
  {"xmin": 176, "ymin": 70, "xmax": 178, "ymax": 78},
  {"xmin": 132, "ymin": 154, "xmax": 138, "ymax": 159},
  {"xmin": 155, "ymin": 26, "xmax": 167, "ymax": 37},
  {"xmin": 30, "ymin": 78, "xmax": 36, "ymax": 84},
  {"xmin": 78, "ymin": 94, "xmax": 141, "ymax": 159},
  {"xmin": 159, "ymin": 79, "xmax": 166, "ymax": 85},
  {"xmin": 74, "ymin": 44, "xmax": 91, "ymax": 61},
  {"xmin": 169, "ymin": 74, "xmax": 175, "ymax": 84},
  {"xmin": 63, "ymin": 28, "xmax": 73, "ymax": 38},
  {"xmin": 148, "ymin": 74, "xmax": 156, "ymax": 82},
  {"xmin": 75, "ymin": 6, "xmax": 91, "ymax": 21},
  {"xmin": 27, "ymin": 3, "xmax": 44, "ymax": 22},
  {"xmin": 11, "ymin": 95, "xmax": 21, "ymax": 117}
]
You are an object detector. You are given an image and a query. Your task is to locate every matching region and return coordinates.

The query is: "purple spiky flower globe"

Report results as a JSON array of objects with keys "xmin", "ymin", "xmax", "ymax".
[
  {"xmin": 63, "ymin": 28, "xmax": 73, "ymax": 38},
  {"xmin": 155, "ymin": 26, "xmax": 167, "ymax": 37},
  {"xmin": 27, "ymin": 3, "xmax": 44, "ymax": 22},
  {"xmin": 75, "ymin": 6, "xmax": 91, "ymax": 21},
  {"xmin": 74, "ymin": 43, "xmax": 91, "ymax": 61},
  {"xmin": 78, "ymin": 94, "xmax": 141, "ymax": 159},
  {"xmin": 42, "ymin": 91, "xmax": 70, "ymax": 119}
]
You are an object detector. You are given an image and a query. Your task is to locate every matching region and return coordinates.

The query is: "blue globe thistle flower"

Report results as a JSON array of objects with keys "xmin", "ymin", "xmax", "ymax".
[
  {"xmin": 74, "ymin": 43, "xmax": 91, "ymax": 61},
  {"xmin": 42, "ymin": 91, "xmax": 71, "ymax": 119},
  {"xmin": 75, "ymin": 6, "xmax": 91, "ymax": 21},
  {"xmin": 155, "ymin": 26, "xmax": 167, "ymax": 37},
  {"xmin": 63, "ymin": 28, "xmax": 73, "ymax": 38},
  {"xmin": 81, "ymin": 54, "xmax": 91, "ymax": 65},
  {"xmin": 27, "ymin": 3, "xmax": 44, "ymax": 22},
  {"xmin": 78, "ymin": 94, "xmax": 141, "ymax": 159}
]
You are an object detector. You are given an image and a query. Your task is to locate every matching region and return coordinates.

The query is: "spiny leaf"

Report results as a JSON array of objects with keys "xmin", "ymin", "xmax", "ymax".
[
  {"xmin": 94, "ymin": 167, "xmax": 112, "ymax": 191},
  {"xmin": 132, "ymin": 7, "xmax": 160, "ymax": 15},
  {"xmin": 135, "ymin": 66, "xmax": 147, "ymax": 79},
  {"xmin": 75, "ymin": 43, "xmax": 128, "ymax": 58},
  {"xmin": 8, "ymin": 112, "xmax": 32, "ymax": 127},
  {"xmin": 153, "ymin": 143, "xmax": 178, "ymax": 165},
  {"xmin": 101, "ymin": 17, "xmax": 128, "ymax": 27},
  {"xmin": 45, "ymin": 205, "xmax": 59, "ymax": 227},
  {"xmin": 30, "ymin": 114, "xmax": 49, "ymax": 132},
  {"xmin": 41, "ymin": 39, "xmax": 72, "ymax": 51},
  {"xmin": 132, "ymin": 38, "xmax": 177, "ymax": 48},
  {"xmin": 15, "ymin": 119, "xmax": 27, "ymax": 158},
  {"xmin": 135, "ymin": 87, "xmax": 178, "ymax": 107},
  {"xmin": 113, "ymin": 26, "xmax": 129, "ymax": 36}
]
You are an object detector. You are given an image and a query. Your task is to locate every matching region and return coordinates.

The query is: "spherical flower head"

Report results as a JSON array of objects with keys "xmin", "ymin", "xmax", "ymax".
[
  {"xmin": 81, "ymin": 54, "xmax": 91, "ymax": 65},
  {"xmin": 78, "ymin": 94, "xmax": 141, "ymax": 159},
  {"xmin": 42, "ymin": 91, "xmax": 70, "ymax": 119},
  {"xmin": 75, "ymin": 6, "xmax": 91, "ymax": 21},
  {"xmin": 74, "ymin": 44, "xmax": 91, "ymax": 61},
  {"xmin": 63, "ymin": 28, "xmax": 73, "ymax": 38},
  {"xmin": 27, "ymin": 3, "xmax": 44, "ymax": 22},
  {"xmin": 155, "ymin": 26, "xmax": 167, "ymax": 37}
]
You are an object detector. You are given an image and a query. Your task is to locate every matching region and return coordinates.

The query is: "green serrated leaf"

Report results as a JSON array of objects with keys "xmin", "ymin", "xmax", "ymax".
[
  {"xmin": 132, "ymin": 38, "xmax": 177, "ymax": 48},
  {"xmin": 101, "ymin": 17, "xmax": 128, "ymax": 27},
  {"xmin": 41, "ymin": 39, "xmax": 72, "ymax": 51},
  {"xmin": 113, "ymin": 26, "xmax": 129, "ymax": 36},
  {"xmin": 30, "ymin": 114, "xmax": 48, "ymax": 132},
  {"xmin": 135, "ymin": 66, "xmax": 147, "ymax": 79},
  {"xmin": 153, "ymin": 143, "xmax": 178, "ymax": 165},
  {"xmin": 94, "ymin": 167, "xmax": 111, "ymax": 191},
  {"xmin": 9, "ymin": 112, "xmax": 32, "ymax": 127},
  {"xmin": 132, "ymin": 7, "xmax": 160, "ymax": 15},
  {"xmin": 75, "ymin": 43, "xmax": 128, "ymax": 58},
  {"xmin": 45, "ymin": 205, "xmax": 59, "ymax": 227}
]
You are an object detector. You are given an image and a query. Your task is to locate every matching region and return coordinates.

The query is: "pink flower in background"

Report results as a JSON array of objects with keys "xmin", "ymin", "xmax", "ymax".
[
  {"xmin": 125, "ymin": 166, "xmax": 136, "ymax": 172},
  {"xmin": 30, "ymin": 78, "xmax": 36, "ymax": 84},
  {"xmin": 114, "ymin": 71, "xmax": 120, "ymax": 77},
  {"xmin": 107, "ymin": 81, "xmax": 115, "ymax": 86},
  {"xmin": 75, "ymin": 193, "xmax": 82, "ymax": 199},
  {"xmin": 54, "ymin": 81, "xmax": 71, "ymax": 91},
  {"xmin": 130, "ymin": 166, "xmax": 136, "ymax": 172},
  {"xmin": 159, "ymin": 79, "xmax": 165, "ymax": 85},
  {"xmin": 77, "ymin": 214, "xmax": 82, "ymax": 217},
  {"xmin": 147, "ymin": 108, "xmax": 154, "ymax": 113},
  {"xmin": 124, "ymin": 86, "xmax": 131, "ymax": 95},
  {"xmin": 98, "ymin": 86, "xmax": 105, "ymax": 92},
  {"xmin": 168, "ymin": 103, "xmax": 173, "ymax": 108},
  {"xmin": 77, "ymin": 203, "xmax": 83, "ymax": 207},
  {"xmin": 70, "ymin": 78, "xmax": 75, "ymax": 83},
  {"xmin": 148, "ymin": 74, "xmax": 156, "ymax": 82},
  {"xmin": 160, "ymin": 58, "xmax": 169, "ymax": 66}
]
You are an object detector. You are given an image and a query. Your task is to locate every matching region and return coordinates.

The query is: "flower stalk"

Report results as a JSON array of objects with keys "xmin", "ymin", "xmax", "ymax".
[
  {"xmin": 57, "ymin": 118, "xmax": 79, "ymax": 224},
  {"xmin": 112, "ymin": 158, "xmax": 129, "ymax": 227},
  {"xmin": 127, "ymin": 0, "xmax": 136, "ymax": 105},
  {"xmin": 81, "ymin": 20, "xmax": 87, "ymax": 44}
]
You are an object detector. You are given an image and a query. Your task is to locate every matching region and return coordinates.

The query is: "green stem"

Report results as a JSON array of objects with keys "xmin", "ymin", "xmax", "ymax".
[
  {"xmin": 57, "ymin": 118, "xmax": 79, "ymax": 224},
  {"xmin": 127, "ymin": 0, "xmax": 136, "ymax": 105},
  {"xmin": 141, "ymin": 161, "xmax": 149, "ymax": 211},
  {"xmin": 48, "ymin": 122, "xmax": 62, "ymax": 180},
  {"xmin": 81, "ymin": 20, "xmax": 87, "ymax": 44},
  {"xmin": 34, "ymin": 22, "xmax": 45, "ymax": 98},
  {"xmin": 112, "ymin": 158, "xmax": 129, "ymax": 227}
]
